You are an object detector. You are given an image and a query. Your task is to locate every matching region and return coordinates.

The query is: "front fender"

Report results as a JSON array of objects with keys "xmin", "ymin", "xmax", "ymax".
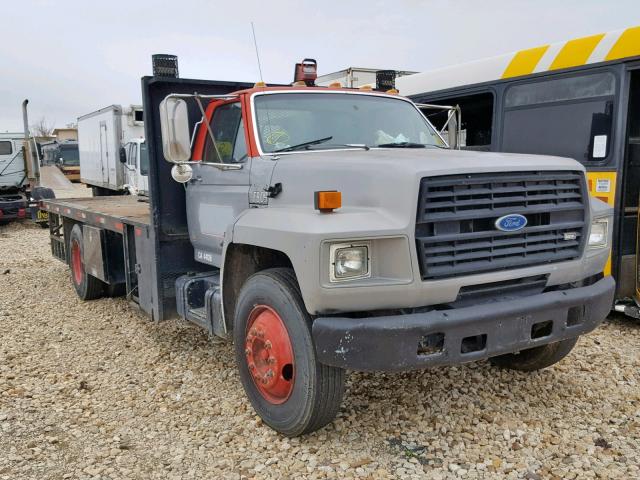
[{"xmin": 230, "ymin": 206, "xmax": 412, "ymax": 314}]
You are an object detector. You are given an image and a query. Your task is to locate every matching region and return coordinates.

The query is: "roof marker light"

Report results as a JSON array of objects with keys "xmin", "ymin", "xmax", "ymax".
[
  {"xmin": 254, "ymin": 81, "xmax": 266, "ymax": 88},
  {"xmin": 328, "ymin": 81, "xmax": 342, "ymax": 88}
]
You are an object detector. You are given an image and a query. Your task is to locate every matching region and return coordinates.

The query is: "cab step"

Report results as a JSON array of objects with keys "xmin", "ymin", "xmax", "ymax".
[
  {"xmin": 614, "ymin": 300, "xmax": 640, "ymax": 320},
  {"xmin": 175, "ymin": 271, "xmax": 228, "ymax": 338}
]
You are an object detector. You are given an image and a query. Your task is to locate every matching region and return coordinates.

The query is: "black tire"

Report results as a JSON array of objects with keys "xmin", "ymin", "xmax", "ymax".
[
  {"xmin": 68, "ymin": 224, "xmax": 104, "ymax": 300},
  {"xmin": 489, "ymin": 337, "xmax": 579, "ymax": 371},
  {"xmin": 234, "ymin": 268, "xmax": 345, "ymax": 437},
  {"xmin": 31, "ymin": 186, "xmax": 55, "ymax": 200}
]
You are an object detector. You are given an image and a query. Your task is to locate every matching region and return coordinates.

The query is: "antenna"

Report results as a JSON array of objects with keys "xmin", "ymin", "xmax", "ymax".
[{"xmin": 251, "ymin": 22, "xmax": 265, "ymax": 84}]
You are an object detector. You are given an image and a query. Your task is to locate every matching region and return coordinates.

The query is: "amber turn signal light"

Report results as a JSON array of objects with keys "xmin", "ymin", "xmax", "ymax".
[{"xmin": 314, "ymin": 191, "xmax": 341, "ymax": 212}]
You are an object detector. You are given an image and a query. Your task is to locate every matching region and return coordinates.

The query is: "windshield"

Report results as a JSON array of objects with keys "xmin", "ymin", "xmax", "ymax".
[
  {"xmin": 60, "ymin": 145, "xmax": 79, "ymax": 165},
  {"xmin": 254, "ymin": 92, "xmax": 446, "ymax": 153},
  {"xmin": 139, "ymin": 142, "xmax": 149, "ymax": 175}
]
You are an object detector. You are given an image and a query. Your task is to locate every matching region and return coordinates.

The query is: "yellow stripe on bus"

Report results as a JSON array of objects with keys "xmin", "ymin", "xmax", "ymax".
[
  {"xmin": 586, "ymin": 171, "xmax": 617, "ymax": 276},
  {"xmin": 606, "ymin": 26, "xmax": 640, "ymax": 61},
  {"xmin": 549, "ymin": 33, "xmax": 605, "ymax": 70},
  {"xmin": 502, "ymin": 45, "xmax": 549, "ymax": 78}
]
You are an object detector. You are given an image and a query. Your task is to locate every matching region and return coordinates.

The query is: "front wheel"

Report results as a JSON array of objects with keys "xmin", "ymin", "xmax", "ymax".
[
  {"xmin": 489, "ymin": 337, "xmax": 579, "ymax": 371},
  {"xmin": 234, "ymin": 268, "xmax": 345, "ymax": 437}
]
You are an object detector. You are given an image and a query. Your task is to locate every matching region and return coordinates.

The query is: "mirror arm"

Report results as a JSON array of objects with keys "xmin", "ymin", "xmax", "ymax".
[
  {"xmin": 194, "ymin": 93, "xmax": 224, "ymax": 164},
  {"xmin": 177, "ymin": 160, "xmax": 242, "ymax": 171}
]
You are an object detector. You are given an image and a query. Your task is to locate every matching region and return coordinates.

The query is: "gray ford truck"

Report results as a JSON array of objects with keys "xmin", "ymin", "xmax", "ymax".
[{"xmin": 43, "ymin": 72, "xmax": 615, "ymax": 436}]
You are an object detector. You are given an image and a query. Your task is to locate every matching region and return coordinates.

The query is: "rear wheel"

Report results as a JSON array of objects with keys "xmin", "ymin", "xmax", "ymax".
[
  {"xmin": 69, "ymin": 225, "xmax": 104, "ymax": 300},
  {"xmin": 234, "ymin": 268, "xmax": 345, "ymax": 437},
  {"xmin": 489, "ymin": 337, "xmax": 579, "ymax": 371}
]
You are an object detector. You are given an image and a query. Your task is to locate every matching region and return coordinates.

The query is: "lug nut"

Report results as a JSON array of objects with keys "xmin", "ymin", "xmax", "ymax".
[
  {"xmin": 264, "ymin": 340, "xmax": 272, "ymax": 350},
  {"xmin": 267, "ymin": 357, "xmax": 276, "ymax": 365},
  {"xmin": 266, "ymin": 369, "xmax": 274, "ymax": 378},
  {"xmin": 245, "ymin": 348, "xmax": 251, "ymax": 356}
]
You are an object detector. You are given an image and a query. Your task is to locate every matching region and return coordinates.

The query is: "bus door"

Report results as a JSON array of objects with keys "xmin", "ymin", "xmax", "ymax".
[{"xmin": 623, "ymin": 69, "xmax": 640, "ymax": 304}]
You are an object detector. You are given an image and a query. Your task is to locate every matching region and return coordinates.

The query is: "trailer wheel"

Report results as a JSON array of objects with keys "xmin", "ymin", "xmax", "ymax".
[
  {"xmin": 489, "ymin": 337, "xmax": 579, "ymax": 371},
  {"xmin": 69, "ymin": 225, "xmax": 104, "ymax": 300},
  {"xmin": 234, "ymin": 268, "xmax": 345, "ymax": 437}
]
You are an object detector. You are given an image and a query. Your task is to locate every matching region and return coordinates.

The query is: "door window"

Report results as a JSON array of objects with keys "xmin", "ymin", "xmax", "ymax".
[
  {"xmin": 128, "ymin": 143, "xmax": 137, "ymax": 168},
  {"xmin": 420, "ymin": 92, "xmax": 494, "ymax": 149},
  {"xmin": 203, "ymin": 102, "xmax": 247, "ymax": 163},
  {"xmin": 139, "ymin": 142, "xmax": 149, "ymax": 175},
  {"xmin": 0, "ymin": 141, "xmax": 12, "ymax": 155}
]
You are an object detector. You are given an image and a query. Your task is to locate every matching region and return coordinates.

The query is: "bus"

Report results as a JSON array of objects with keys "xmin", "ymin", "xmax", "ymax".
[
  {"xmin": 397, "ymin": 26, "xmax": 640, "ymax": 317},
  {"xmin": 41, "ymin": 140, "xmax": 80, "ymax": 182}
]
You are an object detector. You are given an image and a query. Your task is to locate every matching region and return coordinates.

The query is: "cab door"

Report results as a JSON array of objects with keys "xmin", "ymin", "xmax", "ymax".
[
  {"xmin": 125, "ymin": 142, "xmax": 138, "ymax": 192},
  {"xmin": 138, "ymin": 142, "xmax": 149, "ymax": 195},
  {"xmin": 186, "ymin": 101, "xmax": 251, "ymax": 267}
]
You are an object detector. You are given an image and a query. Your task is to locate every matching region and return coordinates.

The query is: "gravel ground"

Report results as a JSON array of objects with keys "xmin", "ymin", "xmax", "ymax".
[{"xmin": 1, "ymin": 221, "xmax": 639, "ymax": 480}]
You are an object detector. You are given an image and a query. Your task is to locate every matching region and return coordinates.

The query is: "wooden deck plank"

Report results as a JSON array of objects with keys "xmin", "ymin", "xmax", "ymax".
[{"xmin": 48, "ymin": 196, "xmax": 151, "ymax": 225}]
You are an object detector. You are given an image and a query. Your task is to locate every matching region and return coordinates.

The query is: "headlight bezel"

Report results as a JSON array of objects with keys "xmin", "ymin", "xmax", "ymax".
[
  {"xmin": 329, "ymin": 242, "xmax": 371, "ymax": 282},
  {"xmin": 588, "ymin": 218, "xmax": 609, "ymax": 248}
]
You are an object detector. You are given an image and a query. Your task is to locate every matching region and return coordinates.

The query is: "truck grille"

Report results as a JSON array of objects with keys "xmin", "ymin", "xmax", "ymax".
[{"xmin": 416, "ymin": 171, "xmax": 587, "ymax": 280}]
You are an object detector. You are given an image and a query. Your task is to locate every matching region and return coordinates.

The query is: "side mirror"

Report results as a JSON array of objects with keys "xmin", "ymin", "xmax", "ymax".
[
  {"xmin": 159, "ymin": 97, "xmax": 191, "ymax": 162},
  {"xmin": 119, "ymin": 147, "xmax": 127, "ymax": 164}
]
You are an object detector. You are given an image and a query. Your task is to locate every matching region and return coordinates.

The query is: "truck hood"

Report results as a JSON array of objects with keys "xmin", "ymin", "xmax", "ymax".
[{"xmin": 268, "ymin": 148, "xmax": 584, "ymax": 218}]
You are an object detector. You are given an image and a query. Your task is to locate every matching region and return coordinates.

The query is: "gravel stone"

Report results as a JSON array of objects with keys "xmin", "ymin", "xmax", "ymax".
[{"xmin": 1, "ymin": 220, "xmax": 639, "ymax": 479}]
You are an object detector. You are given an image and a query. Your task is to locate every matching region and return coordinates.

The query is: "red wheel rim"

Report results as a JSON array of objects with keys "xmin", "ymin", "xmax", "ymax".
[
  {"xmin": 244, "ymin": 305, "xmax": 295, "ymax": 404},
  {"xmin": 71, "ymin": 239, "xmax": 83, "ymax": 286}
]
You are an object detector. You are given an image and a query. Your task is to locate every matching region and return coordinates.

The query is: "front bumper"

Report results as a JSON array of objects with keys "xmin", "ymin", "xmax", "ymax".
[
  {"xmin": 312, "ymin": 276, "xmax": 615, "ymax": 372},
  {"xmin": 0, "ymin": 198, "xmax": 28, "ymax": 221}
]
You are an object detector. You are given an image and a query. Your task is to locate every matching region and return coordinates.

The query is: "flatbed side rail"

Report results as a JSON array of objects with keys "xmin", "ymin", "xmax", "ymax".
[{"xmin": 42, "ymin": 199, "xmax": 148, "ymax": 235}]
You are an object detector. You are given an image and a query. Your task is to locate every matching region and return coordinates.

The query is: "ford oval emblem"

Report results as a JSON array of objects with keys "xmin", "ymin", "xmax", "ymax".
[{"xmin": 495, "ymin": 214, "xmax": 528, "ymax": 232}]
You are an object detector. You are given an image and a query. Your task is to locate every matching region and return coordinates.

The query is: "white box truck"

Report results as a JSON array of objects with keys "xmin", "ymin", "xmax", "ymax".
[
  {"xmin": 78, "ymin": 105, "xmax": 149, "ymax": 196},
  {"xmin": 316, "ymin": 67, "xmax": 417, "ymax": 89}
]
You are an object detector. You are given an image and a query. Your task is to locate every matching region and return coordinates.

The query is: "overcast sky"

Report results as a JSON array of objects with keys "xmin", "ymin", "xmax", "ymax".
[{"xmin": 1, "ymin": 0, "xmax": 638, "ymax": 131}]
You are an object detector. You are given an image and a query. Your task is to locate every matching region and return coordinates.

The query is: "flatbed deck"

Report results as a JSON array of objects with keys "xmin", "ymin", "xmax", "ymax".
[{"xmin": 43, "ymin": 196, "xmax": 150, "ymax": 232}]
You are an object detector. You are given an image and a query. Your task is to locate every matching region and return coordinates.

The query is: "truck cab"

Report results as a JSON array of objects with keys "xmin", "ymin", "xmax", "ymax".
[
  {"xmin": 121, "ymin": 138, "xmax": 149, "ymax": 195},
  {"xmin": 0, "ymin": 133, "xmax": 28, "ymax": 223},
  {"xmin": 159, "ymin": 82, "xmax": 615, "ymax": 435}
]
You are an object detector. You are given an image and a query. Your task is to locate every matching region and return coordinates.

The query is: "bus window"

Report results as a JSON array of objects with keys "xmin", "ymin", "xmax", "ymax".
[
  {"xmin": 422, "ymin": 92, "xmax": 494, "ymax": 149},
  {"xmin": 502, "ymin": 72, "xmax": 616, "ymax": 164}
]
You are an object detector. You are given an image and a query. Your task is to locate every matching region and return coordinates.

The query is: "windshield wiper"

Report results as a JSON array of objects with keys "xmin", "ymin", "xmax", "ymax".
[
  {"xmin": 309, "ymin": 143, "xmax": 370, "ymax": 151},
  {"xmin": 274, "ymin": 136, "xmax": 333, "ymax": 153},
  {"xmin": 375, "ymin": 142, "xmax": 427, "ymax": 148}
]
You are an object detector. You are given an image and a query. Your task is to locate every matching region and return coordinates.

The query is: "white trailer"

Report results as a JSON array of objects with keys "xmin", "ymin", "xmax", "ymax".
[
  {"xmin": 316, "ymin": 67, "xmax": 417, "ymax": 89},
  {"xmin": 77, "ymin": 105, "xmax": 148, "ymax": 195}
]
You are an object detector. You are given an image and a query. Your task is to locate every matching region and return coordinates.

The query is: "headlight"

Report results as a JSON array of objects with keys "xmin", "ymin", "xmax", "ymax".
[
  {"xmin": 588, "ymin": 219, "xmax": 608, "ymax": 248},
  {"xmin": 330, "ymin": 243, "xmax": 370, "ymax": 281}
]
